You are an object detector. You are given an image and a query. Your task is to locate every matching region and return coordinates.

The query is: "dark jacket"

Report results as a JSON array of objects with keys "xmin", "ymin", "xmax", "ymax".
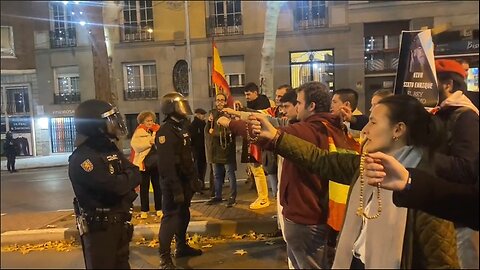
[
  {"xmin": 68, "ymin": 137, "xmax": 141, "ymax": 213},
  {"xmin": 246, "ymin": 94, "xmax": 271, "ymax": 110},
  {"xmin": 188, "ymin": 117, "xmax": 206, "ymax": 162},
  {"xmin": 394, "ymin": 167, "xmax": 479, "ymax": 231},
  {"xmin": 433, "ymin": 106, "xmax": 479, "ymax": 184},
  {"xmin": 206, "ymin": 109, "xmax": 236, "ymax": 165},
  {"xmin": 274, "ymin": 132, "xmax": 460, "ymax": 268},
  {"xmin": 350, "ymin": 114, "xmax": 369, "ymax": 131},
  {"xmin": 4, "ymin": 136, "xmax": 17, "ymax": 157}
]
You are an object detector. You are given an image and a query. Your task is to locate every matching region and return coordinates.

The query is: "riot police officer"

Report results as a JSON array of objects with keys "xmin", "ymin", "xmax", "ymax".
[
  {"xmin": 68, "ymin": 99, "xmax": 141, "ymax": 269},
  {"xmin": 156, "ymin": 92, "xmax": 203, "ymax": 269}
]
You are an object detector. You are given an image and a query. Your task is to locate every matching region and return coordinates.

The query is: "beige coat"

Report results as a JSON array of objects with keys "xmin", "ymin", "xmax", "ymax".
[{"xmin": 130, "ymin": 128, "xmax": 155, "ymax": 171}]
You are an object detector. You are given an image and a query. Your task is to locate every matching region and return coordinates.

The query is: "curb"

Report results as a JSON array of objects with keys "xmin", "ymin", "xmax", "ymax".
[{"xmin": 1, "ymin": 219, "xmax": 278, "ymax": 246}]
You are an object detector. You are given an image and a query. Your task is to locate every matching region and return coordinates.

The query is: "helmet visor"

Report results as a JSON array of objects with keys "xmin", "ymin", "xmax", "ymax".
[
  {"xmin": 176, "ymin": 100, "xmax": 193, "ymax": 116},
  {"xmin": 102, "ymin": 107, "xmax": 128, "ymax": 138}
]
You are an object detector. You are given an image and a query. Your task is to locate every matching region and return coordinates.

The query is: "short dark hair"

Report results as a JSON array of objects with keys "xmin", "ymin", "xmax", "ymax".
[
  {"xmin": 277, "ymin": 84, "xmax": 292, "ymax": 92},
  {"xmin": 279, "ymin": 89, "xmax": 297, "ymax": 105},
  {"xmin": 437, "ymin": 71, "xmax": 467, "ymax": 93},
  {"xmin": 244, "ymin": 82, "xmax": 259, "ymax": 93},
  {"xmin": 333, "ymin": 88, "xmax": 359, "ymax": 111},
  {"xmin": 297, "ymin": 82, "xmax": 331, "ymax": 113},
  {"xmin": 372, "ymin": 89, "xmax": 394, "ymax": 99},
  {"xmin": 194, "ymin": 108, "xmax": 207, "ymax": 114}
]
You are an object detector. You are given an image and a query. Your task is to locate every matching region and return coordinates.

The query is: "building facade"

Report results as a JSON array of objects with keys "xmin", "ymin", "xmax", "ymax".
[{"xmin": 1, "ymin": 1, "xmax": 478, "ymax": 156}]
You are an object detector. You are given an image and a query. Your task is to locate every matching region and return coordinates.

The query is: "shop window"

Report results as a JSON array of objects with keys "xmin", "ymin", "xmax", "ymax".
[
  {"xmin": 290, "ymin": 50, "xmax": 335, "ymax": 90},
  {"xmin": 50, "ymin": 117, "xmax": 76, "ymax": 153}
]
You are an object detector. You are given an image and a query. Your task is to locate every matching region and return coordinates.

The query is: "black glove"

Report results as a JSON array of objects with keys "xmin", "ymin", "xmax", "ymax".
[
  {"xmin": 191, "ymin": 179, "xmax": 203, "ymax": 192},
  {"xmin": 172, "ymin": 183, "xmax": 185, "ymax": 204}
]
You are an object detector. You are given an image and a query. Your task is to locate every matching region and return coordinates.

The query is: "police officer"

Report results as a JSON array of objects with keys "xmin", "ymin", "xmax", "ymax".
[
  {"xmin": 156, "ymin": 92, "xmax": 203, "ymax": 269},
  {"xmin": 68, "ymin": 99, "xmax": 141, "ymax": 269}
]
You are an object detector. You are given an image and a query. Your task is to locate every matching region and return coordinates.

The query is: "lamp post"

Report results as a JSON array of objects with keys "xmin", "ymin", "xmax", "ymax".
[{"xmin": 184, "ymin": 1, "xmax": 194, "ymax": 109}]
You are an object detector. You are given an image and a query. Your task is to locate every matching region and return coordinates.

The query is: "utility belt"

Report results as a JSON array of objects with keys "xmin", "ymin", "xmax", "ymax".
[
  {"xmin": 83, "ymin": 211, "xmax": 132, "ymax": 225},
  {"xmin": 74, "ymin": 203, "xmax": 132, "ymax": 236}
]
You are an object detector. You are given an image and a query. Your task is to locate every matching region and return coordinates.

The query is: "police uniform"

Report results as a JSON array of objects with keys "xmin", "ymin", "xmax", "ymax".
[
  {"xmin": 156, "ymin": 92, "xmax": 203, "ymax": 269},
  {"xmin": 68, "ymin": 99, "xmax": 141, "ymax": 269}
]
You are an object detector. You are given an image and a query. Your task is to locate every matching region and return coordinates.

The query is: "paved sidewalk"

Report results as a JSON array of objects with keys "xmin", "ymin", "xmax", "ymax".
[{"xmin": 1, "ymin": 180, "xmax": 279, "ymax": 246}]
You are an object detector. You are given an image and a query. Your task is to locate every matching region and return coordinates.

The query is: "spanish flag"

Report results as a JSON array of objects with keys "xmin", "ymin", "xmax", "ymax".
[{"xmin": 212, "ymin": 41, "xmax": 234, "ymax": 108}]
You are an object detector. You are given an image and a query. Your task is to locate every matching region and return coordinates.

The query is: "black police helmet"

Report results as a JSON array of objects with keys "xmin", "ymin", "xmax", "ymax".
[
  {"xmin": 160, "ymin": 92, "xmax": 193, "ymax": 119},
  {"xmin": 74, "ymin": 99, "xmax": 128, "ymax": 139}
]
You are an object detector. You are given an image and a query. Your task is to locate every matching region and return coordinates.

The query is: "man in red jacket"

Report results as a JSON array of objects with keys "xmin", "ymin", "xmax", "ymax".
[{"xmin": 220, "ymin": 82, "xmax": 359, "ymax": 269}]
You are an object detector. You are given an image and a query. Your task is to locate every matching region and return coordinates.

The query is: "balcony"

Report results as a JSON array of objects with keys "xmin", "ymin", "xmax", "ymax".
[
  {"xmin": 294, "ymin": 17, "xmax": 328, "ymax": 30},
  {"xmin": 49, "ymin": 28, "xmax": 77, "ymax": 49},
  {"xmin": 206, "ymin": 15, "xmax": 243, "ymax": 37},
  {"xmin": 124, "ymin": 88, "xmax": 158, "ymax": 100},
  {"xmin": 121, "ymin": 26, "xmax": 154, "ymax": 42},
  {"xmin": 54, "ymin": 92, "xmax": 81, "ymax": 104}
]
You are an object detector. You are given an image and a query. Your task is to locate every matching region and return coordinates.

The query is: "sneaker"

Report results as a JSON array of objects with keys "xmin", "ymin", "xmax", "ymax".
[
  {"xmin": 140, "ymin": 211, "xmax": 148, "ymax": 219},
  {"xmin": 249, "ymin": 199, "xmax": 270, "ymax": 210},
  {"xmin": 156, "ymin": 210, "xmax": 163, "ymax": 218},
  {"xmin": 174, "ymin": 245, "xmax": 203, "ymax": 258},
  {"xmin": 226, "ymin": 197, "xmax": 236, "ymax": 208},
  {"xmin": 206, "ymin": 197, "xmax": 222, "ymax": 205}
]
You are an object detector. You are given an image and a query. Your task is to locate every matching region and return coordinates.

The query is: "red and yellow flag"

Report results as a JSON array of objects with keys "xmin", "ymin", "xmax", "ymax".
[{"xmin": 212, "ymin": 42, "xmax": 234, "ymax": 108}]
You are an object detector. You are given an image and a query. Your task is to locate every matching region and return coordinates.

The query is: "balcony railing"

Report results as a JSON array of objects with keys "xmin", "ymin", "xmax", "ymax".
[
  {"xmin": 206, "ymin": 15, "xmax": 243, "ymax": 37},
  {"xmin": 49, "ymin": 28, "xmax": 77, "ymax": 49},
  {"xmin": 54, "ymin": 92, "xmax": 81, "ymax": 104},
  {"xmin": 294, "ymin": 17, "xmax": 328, "ymax": 30},
  {"xmin": 121, "ymin": 26, "xmax": 154, "ymax": 42},
  {"xmin": 124, "ymin": 88, "xmax": 158, "ymax": 100}
]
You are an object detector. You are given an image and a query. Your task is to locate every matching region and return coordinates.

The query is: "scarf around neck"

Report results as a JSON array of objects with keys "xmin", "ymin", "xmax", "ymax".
[{"xmin": 332, "ymin": 145, "xmax": 423, "ymax": 269}]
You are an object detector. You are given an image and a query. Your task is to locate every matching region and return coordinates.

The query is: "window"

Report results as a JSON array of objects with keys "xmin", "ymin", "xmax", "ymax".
[
  {"xmin": 54, "ymin": 67, "xmax": 81, "ymax": 104},
  {"xmin": 294, "ymin": 1, "xmax": 327, "ymax": 30},
  {"xmin": 50, "ymin": 117, "xmax": 76, "ymax": 153},
  {"xmin": 122, "ymin": 0, "xmax": 154, "ymax": 42},
  {"xmin": 1, "ymin": 26, "xmax": 15, "ymax": 58},
  {"xmin": 123, "ymin": 62, "xmax": 158, "ymax": 100},
  {"xmin": 290, "ymin": 50, "xmax": 335, "ymax": 90},
  {"xmin": 2, "ymin": 86, "xmax": 30, "ymax": 115},
  {"xmin": 207, "ymin": 1, "xmax": 242, "ymax": 36},
  {"xmin": 49, "ymin": 2, "xmax": 76, "ymax": 48}
]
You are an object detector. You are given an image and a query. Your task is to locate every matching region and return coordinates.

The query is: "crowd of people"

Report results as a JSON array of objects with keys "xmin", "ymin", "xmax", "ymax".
[{"xmin": 67, "ymin": 58, "xmax": 478, "ymax": 269}]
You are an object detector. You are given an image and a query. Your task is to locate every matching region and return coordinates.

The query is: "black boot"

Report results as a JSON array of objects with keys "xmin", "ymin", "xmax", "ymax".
[
  {"xmin": 174, "ymin": 245, "xmax": 203, "ymax": 258},
  {"xmin": 159, "ymin": 252, "xmax": 176, "ymax": 269}
]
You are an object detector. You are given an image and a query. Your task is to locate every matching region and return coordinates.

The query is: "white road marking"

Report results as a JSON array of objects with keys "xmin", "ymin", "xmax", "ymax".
[{"xmin": 56, "ymin": 209, "xmax": 74, "ymax": 212}]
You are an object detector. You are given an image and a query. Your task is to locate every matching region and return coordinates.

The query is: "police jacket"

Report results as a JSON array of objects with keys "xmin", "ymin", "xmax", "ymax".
[
  {"xmin": 155, "ymin": 117, "xmax": 198, "ymax": 195},
  {"xmin": 68, "ymin": 136, "xmax": 141, "ymax": 213}
]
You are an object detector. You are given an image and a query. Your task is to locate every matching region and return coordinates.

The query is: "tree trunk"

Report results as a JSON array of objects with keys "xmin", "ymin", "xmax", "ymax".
[
  {"xmin": 103, "ymin": 2, "xmax": 123, "ymax": 105},
  {"xmin": 259, "ymin": 2, "xmax": 283, "ymax": 100}
]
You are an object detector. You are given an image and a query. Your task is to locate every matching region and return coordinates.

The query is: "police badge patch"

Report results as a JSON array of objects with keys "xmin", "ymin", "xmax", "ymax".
[
  {"xmin": 159, "ymin": 136, "xmax": 166, "ymax": 144},
  {"xmin": 108, "ymin": 164, "xmax": 115, "ymax": 174},
  {"xmin": 80, "ymin": 159, "xmax": 94, "ymax": 172}
]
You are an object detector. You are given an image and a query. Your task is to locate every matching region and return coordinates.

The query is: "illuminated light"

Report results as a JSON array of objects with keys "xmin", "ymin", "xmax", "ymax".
[
  {"xmin": 147, "ymin": 28, "xmax": 153, "ymax": 33},
  {"xmin": 63, "ymin": 1, "xmax": 68, "ymax": 5},
  {"xmin": 79, "ymin": 21, "xmax": 86, "ymax": 26},
  {"xmin": 79, "ymin": 11, "xmax": 83, "ymax": 15},
  {"xmin": 72, "ymin": 12, "xmax": 75, "ymax": 15},
  {"xmin": 38, "ymin": 117, "xmax": 49, "ymax": 130},
  {"xmin": 74, "ymin": 1, "xmax": 80, "ymax": 4}
]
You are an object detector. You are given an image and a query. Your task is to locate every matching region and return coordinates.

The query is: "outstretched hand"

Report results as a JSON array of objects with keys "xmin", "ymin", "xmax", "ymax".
[
  {"xmin": 340, "ymin": 105, "xmax": 353, "ymax": 122},
  {"xmin": 248, "ymin": 113, "xmax": 278, "ymax": 141},
  {"xmin": 217, "ymin": 116, "xmax": 231, "ymax": 128},
  {"xmin": 363, "ymin": 151, "xmax": 410, "ymax": 191}
]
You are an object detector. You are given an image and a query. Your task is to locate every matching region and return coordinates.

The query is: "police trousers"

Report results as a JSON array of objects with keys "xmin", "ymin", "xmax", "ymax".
[{"xmin": 82, "ymin": 222, "xmax": 133, "ymax": 269}]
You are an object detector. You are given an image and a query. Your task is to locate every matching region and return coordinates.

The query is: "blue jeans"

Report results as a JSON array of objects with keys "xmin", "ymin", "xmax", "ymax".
[
  {"xmin": 283, "ymin": 217, "xmax": 332, "ymax": 269},
  {"xmin": 267, "ymin": 173, "xmax": 278, "ymax": 199},
  {"xmin": 212, "ymin": 163, "xmax": 237, "ymax": 200}
]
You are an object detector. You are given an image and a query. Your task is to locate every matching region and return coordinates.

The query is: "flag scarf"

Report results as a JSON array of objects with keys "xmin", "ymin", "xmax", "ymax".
[{"xmin": 212, "ymin": 42, "xmax": 234, "ymax": 107}]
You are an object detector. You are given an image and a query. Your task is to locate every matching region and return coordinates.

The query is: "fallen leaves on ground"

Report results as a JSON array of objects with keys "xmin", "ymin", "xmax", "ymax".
[
  {"xmin": 1, "ymin": 239, "xmax": 78, "ymax": 254},
  {"xmin": 234, "ymin": 249, "xmax": 248, "ymax": 255}
]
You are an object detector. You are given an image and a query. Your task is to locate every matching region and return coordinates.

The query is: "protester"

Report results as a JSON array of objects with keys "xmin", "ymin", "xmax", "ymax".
[
  {"xmin": 130, "ymin": 110, "xmax": 162, "ymax": 219},
  {"xmin": 221, "ymin": 82, "xmax": 359, "ymax": 269},
  {"xmin": 205, "ymin": 93, "xmax": 237, "ymax": 207},
  {"xmin": 69, "ymin": 99, "xmax": 141, "ymax": 269},
  {"xmin": 4, "ymin": 131, "xmax": 18, "ymax": 173},
  {"xmin": 370, "ymin": 89, "xmax": 393, "ymax": 112},
  {"xmin": 363, "ymin": 151, "xmax": 479, "ymax": 231},
  {"xmin": 251, "ymin": 94, "xmax": 460, "ymax": 269},
  {"xmin": 188, "ymin": 108, "xmax": 208, "ymax": 191},
  {"xmin": 155, "ymin": 93, "xmax": 203, "ymax": 269},
  {"xmin": 432, "ymin": 59, "xmax": 479, "ymax": 269},
  {"xmin": 330, "ymin": 88, "xmax": 369, "ymax": 135}
]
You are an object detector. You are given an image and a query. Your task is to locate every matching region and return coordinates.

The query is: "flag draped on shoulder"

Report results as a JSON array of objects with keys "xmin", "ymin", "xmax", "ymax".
[{"xmin": 212, "ymin": 41, "xmax": 234, "ymax": 108}]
